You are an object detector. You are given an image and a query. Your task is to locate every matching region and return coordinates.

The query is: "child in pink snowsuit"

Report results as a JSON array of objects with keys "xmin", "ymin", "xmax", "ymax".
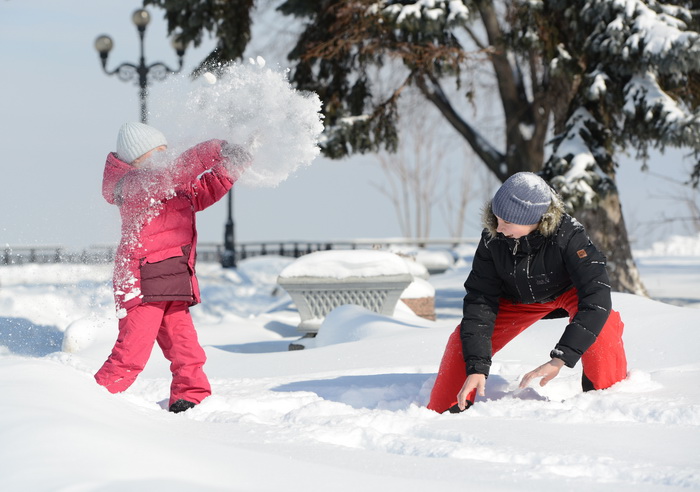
[{"xmin": 95, "ymin": 122, "xmax": 251, "ymax": 413}]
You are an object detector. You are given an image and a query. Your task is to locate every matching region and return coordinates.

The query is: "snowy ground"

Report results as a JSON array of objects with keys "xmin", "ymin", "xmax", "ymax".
[{"xmin": 1, "ymin": 236, "xmax": 699, "ymax": 491}]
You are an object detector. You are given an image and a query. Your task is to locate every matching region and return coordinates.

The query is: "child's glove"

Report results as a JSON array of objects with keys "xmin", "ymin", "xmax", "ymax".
[{"xmin": 221, "ymin": 142, "xmax": 253, "ymax": 170}]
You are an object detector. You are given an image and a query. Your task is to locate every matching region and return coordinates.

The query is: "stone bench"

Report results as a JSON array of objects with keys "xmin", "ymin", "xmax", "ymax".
[{"xmin": 277, "ymin": 250, "xmax": 414, "ymax": 345}]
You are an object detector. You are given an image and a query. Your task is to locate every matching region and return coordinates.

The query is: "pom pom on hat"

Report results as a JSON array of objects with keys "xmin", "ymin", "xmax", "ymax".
[
  {"xmin": 116, "ymin": 122, "xmax": 168, "ymax": 164},
  {"xmin": 492, "ymin": 172, "xmax": 553, "ymax": 225}
]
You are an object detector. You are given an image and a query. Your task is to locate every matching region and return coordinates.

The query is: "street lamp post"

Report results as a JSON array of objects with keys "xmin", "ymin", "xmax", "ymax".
[
  {"xmin": 94, "ymin": 9, "xmax": 186, "ymax": 124},
  {"xmin": 221, "ymin": 190, "xmax": 236, "ymax": 268}
]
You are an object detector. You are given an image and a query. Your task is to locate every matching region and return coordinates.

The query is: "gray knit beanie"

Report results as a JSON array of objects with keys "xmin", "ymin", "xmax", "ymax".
[
  {"xmin": 116, "ymin": 122, "xmax": 168, "ymax": 164},
  {"xmin": 492, "ymin": 172, "xmax": 553, "ymax": 225}
]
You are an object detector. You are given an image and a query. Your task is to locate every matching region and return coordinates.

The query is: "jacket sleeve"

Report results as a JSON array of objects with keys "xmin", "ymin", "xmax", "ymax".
[
  {"xmin": 174, "ymin": 139, "xmax": 238, "ymax": 211},
  {"xmin": 552, "ymin": 221, "xmax": 612, "ymax": 367},
  {"xmin": 460, "ymin": 233, "xmax": 504, "ymax": 377},
  {"xmin": 189, "ymin": 162, "xmax": 235, "ymax": 212},
  {"xmin": 115, "ymin": 140, "xmax": 231, "ymax": 209}
]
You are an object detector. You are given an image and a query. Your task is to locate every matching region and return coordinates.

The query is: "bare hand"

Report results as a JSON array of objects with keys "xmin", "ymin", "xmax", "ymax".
[
  {"xmin": 519, "ymin": 358, "xmax": 565, "ymax": 389},
  {"xmin": 457, "ymin": 374, "xmax": 486, "ymax": 411}
]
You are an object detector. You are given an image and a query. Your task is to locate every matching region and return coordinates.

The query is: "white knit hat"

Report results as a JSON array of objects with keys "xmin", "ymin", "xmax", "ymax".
[{"xmin": 116, "ymin": 122, "xmax": 168, "ymax": 164}]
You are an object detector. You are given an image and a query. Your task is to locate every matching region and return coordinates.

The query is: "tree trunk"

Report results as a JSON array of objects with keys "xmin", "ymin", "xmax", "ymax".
[{"xmin": 576, "ymin": 190, "xmax": 648, "ymax": 296}]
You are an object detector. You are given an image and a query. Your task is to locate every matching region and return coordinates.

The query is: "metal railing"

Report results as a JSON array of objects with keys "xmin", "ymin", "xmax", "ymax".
[
  {"xmin": 1, "ymin": 245, "xmax": 117, "ymax": 265},
  {"xmin": 2, "ymin": 238, "xmax": 478, "ymax": 266}
]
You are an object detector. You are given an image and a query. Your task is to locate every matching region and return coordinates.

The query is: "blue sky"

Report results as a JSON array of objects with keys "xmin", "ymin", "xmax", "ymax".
[{"xmin": 0, "ymin": 1, "xmax": 696, "ymax": 250}]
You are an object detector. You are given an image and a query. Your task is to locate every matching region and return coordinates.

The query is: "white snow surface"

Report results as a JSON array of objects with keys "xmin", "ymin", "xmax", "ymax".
[{"xmin": 1, "ymin": 236, "xmax": 700, "ymax": 491}]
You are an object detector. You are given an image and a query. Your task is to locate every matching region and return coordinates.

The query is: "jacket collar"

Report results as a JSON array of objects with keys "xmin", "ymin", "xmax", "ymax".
[{"xmin": 102, "ymin": 152, "xmax": 133, "ymax": 205}]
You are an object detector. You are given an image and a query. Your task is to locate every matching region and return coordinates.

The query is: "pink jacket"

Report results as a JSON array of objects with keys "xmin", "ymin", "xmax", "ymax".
[{"xmin": 102, "ymin": 139, "xmax": 236, "ymax": 317}]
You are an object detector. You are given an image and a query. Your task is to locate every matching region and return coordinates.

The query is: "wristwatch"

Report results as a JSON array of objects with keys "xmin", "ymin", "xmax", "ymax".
[{"xmin": 550, "ymin": 348, "xmax": 565, "ymax": 361}]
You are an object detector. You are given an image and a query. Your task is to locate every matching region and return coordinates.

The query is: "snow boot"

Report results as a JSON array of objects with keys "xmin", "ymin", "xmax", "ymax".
[
  {"xmin": 169, "ymin": 399, "xmax": 196, "ymax": 413},
  {"xmin": 582, "ymin": 372, "xmax": 595, "ymax": 392}
]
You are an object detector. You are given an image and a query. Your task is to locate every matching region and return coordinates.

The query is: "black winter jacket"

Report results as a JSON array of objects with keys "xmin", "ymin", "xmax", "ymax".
[{"xmin": 461, "ymin": 194, "xmax": 612, "ymax": 377}]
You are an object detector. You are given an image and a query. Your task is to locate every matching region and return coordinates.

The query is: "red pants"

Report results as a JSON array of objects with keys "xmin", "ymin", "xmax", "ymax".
[
  {"xmin": 95, "ymin": 301, "xmax": 211, "ymax": 407},
  {"xmin": 427, "ymin": 289, "xmax": 627, "ymax": 413}
]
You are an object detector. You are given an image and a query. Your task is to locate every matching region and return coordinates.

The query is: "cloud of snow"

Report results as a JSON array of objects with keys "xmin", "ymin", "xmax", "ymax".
[{"xmin": 152, "ymin": 58, "xmax": 324, "ymax": 188}]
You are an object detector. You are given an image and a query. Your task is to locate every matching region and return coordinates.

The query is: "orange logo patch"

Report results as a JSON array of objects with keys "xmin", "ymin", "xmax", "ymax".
[{"xmin": 577, "ymin": 249, "xmax": 588, "ymax": 259}]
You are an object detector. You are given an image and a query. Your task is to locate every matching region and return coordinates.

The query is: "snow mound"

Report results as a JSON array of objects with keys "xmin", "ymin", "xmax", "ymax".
[
  {"xmin": 635, "ymin": 232, "xmax": 700, "ymax": 257},
  {"xmin": 62, "ymin": 317, "xmax": 105, "ymax": 353},
  {"xmin": 313, "ymin": 304, "xmax": 429, "ymax": 347}
]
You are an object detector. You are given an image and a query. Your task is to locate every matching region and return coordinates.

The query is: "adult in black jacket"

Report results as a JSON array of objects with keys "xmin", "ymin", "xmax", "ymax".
[{"xmin": 427, "ymin": 173, "xmax": 627, "ymax": 413}]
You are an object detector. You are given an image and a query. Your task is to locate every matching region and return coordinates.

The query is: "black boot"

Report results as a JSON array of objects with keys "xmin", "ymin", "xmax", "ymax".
[{"xmin": 169, "ymin": 399, "xmax": 196, "ymax": 413}]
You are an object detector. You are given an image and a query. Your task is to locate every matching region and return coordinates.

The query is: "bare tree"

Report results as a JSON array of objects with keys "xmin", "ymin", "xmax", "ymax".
[
  {"xmin": 441, "ymin": 148, "xmax": 497, "ymax": 240},
  {"xmin": 373, "ymin": 89, "xmax": 493, "ymax": 242},
  {"xmin": 636, "ymin": 171, "xmax": 700, "ymax": 239},
  {"xmin": 372, "ymin": 103, "xmax": 446, "ymax": 240}
]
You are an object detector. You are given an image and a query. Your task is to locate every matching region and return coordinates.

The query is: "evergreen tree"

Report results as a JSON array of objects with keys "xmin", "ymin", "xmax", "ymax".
[{"xmin": 143, "ymin": 0, "xmax": 254, "ymax": 75}]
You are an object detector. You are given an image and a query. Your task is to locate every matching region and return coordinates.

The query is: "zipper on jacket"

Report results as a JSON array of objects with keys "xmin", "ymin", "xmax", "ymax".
[{"xmin": 512, "ymin": 238, "xmax": 520, "ymax": 255}]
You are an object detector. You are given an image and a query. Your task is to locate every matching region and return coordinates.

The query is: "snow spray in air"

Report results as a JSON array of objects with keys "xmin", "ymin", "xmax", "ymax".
[{"xmin": 151, "ymin": 57, "xmax": 324, "ymax": 187}]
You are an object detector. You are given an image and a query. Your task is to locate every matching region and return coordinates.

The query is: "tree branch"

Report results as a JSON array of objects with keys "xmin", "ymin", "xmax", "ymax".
[{"xmin": 414, "ymin": 73, "xmax": 506, "ymax": 180}]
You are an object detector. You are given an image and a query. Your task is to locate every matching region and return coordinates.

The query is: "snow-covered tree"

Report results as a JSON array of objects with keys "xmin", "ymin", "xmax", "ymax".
[
  {"xmin": 143, "ymin": 0, "xmax": 255, "ymax": 75},
  {"xmin": 534, "ymin": 1, "xmax": 700, "ymax": 294},
  {"xmin": 146, "ymin": 0, "xmax": 700, "ymax": 294}
]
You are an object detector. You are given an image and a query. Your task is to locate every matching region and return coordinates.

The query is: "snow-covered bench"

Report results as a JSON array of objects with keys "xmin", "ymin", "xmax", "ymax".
[{"xmin": 277, "ymin": 250, "xmax": 414, "ymax": 343}]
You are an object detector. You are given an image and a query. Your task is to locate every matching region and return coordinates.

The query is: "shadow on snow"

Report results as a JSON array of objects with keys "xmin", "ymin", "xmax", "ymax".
[
  {"xmin": 0, "ymin": 317, "xmax": 63, "ymax": 357},
  {"xmin": 273, "ymin": 373, "xmax": 432, "ymax": 411},
  {"xmin": 211, "ymin": 320, "xmax": 299, "ymax": 354},
  {"xmin": 272, "ymin": 373, "xmax": 548, "ymax": 411}
]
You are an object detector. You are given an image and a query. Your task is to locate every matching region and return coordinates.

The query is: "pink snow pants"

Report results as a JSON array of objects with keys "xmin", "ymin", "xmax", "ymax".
[
  {"xmin": 427, "ymin": 288, "xmax": 627, "ymax": 413},
  {"xmin": 94, "ymin": 301, "xmax": 211, "ymax": 407}
]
